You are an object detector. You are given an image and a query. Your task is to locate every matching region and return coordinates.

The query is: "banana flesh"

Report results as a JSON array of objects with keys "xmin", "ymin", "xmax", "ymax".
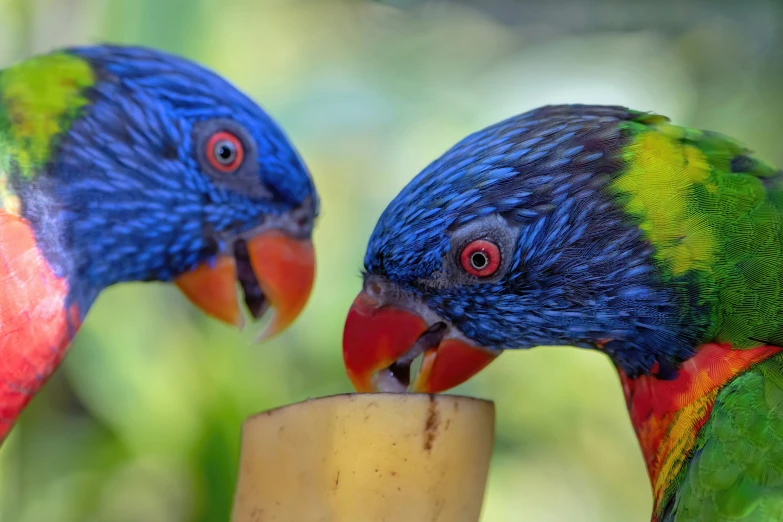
[{"xmin": 231, "ymin": 393, "xmax": 495, "ymax": 522}]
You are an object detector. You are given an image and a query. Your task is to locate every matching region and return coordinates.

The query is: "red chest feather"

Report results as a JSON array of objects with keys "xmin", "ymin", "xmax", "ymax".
[
  {"xmin": 619, "ymin": 342, "xmax": 783, "ymax": 512},
  {"xmin": 0, "ymin": 210, "xmax": 79, "ymax": 442}
]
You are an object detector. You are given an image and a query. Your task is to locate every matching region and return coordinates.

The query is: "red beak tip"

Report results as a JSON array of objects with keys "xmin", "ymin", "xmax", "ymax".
[{"xmin": 247, "ymin": 232, "xmax": 315, "ymax": 337}]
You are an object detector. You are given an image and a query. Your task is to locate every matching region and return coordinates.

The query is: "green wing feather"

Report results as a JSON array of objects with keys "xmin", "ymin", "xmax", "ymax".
[{"xmin": 666, "ymin": 353, "xmax": 783, "ymax": 521}]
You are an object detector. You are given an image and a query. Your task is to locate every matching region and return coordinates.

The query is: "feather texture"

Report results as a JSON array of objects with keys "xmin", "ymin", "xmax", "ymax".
[
  {"xmin": 0, "ymin": 45, "xmax": 317, "ymax": 443},
  {"xmin": 361, "ymin": 104, "xmax": 783, "ymax": 520},
  {"xmin": 613, "ymin": 115, "xmax": 783, "ymax": 351},
  {"xmin": 0, "ymin": 210, "xmax": 77, "ymax": 443}
]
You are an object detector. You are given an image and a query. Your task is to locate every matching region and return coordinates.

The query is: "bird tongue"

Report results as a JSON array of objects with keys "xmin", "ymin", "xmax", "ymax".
[{"xmin": 383, "ymin": 322, "xmax": 448, "ymax": 391}]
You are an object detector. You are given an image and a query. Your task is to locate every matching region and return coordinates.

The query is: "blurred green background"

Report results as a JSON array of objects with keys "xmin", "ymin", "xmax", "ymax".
[{"xmin": 1, "ymin": 0, "xmax": 782, "ymax": 520}]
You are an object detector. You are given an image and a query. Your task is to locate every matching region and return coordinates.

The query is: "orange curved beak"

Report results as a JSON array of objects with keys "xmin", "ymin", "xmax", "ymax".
[
  {"xmin": 174, "ymin": 230, "xmax": 315, "ymax": 340},
  {"xmin": 342, "ymin": 291, "xmax": 499, "ymax": 393}
]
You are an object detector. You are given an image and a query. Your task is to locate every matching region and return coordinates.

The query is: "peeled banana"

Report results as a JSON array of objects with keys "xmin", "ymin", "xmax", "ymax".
[{"xmin": 231, "ymin": 393, "xmax": 495, "ymax": 522}]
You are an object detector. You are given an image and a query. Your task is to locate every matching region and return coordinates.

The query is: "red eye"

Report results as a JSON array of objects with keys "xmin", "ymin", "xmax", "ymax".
[
  {"xmin": 460, "ymin": 240, "xmax": 501, "ymax": 277},
  {"xmin": 206, "ymin": 131, "xmax": 244, "ymax": 172}
]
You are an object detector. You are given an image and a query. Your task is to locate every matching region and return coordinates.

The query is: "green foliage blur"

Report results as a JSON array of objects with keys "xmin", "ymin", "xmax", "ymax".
[{"xmin": 1, "ymin": 0, "xmax": 782, "ymax": 520}]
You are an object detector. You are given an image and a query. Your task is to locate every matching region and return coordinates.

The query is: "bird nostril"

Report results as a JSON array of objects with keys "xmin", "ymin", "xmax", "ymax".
[{"xmin": 367, "ymin": 280, "xmax": 383, "ymax": 298}]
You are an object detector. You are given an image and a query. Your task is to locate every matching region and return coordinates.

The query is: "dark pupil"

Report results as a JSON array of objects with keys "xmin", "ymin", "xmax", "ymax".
[
  {"xmin": 215, "ymin": 141, "xmax": 236, "ymax": 163},
  {"xmin": 470, "ymin": 251, "xmax": 488, "ymax": 269}
]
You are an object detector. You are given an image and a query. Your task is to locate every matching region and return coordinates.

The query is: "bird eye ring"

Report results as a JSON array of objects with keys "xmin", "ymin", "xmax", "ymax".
[
  {"xmin": 206, "ymin": 131, "xmax": 244, "ymax": 172},
  {"xmin": 460, "ymin": 239, "xmax": 501, "ymax": 277}
]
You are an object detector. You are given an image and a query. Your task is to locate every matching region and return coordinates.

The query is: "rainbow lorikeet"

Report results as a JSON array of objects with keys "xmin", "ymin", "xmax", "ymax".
[
  {"xmin": 0, "ymin": 45, "xmax": 317, "ymax": 444},
  {"xmin": 343, "ymin": 104, "xmax": 783, "ymax": 521}
]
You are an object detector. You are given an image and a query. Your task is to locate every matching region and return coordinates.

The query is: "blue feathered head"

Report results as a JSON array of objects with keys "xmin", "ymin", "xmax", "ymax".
[
  {"xmin": 343, "ymin": 105, "xmax": 706, "ymax": 394},
  {"xmin": 5, "ymin": 45, "xmax": 317, "ymax": 336}
]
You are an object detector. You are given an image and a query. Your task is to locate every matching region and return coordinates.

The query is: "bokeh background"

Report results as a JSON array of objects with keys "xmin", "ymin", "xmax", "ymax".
[{"xmin": 1, "ymin": 0, "xmax": 782, "ymax": 520}]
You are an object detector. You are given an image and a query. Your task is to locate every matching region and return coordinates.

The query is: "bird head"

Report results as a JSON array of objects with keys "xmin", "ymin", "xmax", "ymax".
[
  {"xmin": 343, "ymin": 105, "xmax": 703, "ymax": 393},
  {"xmin": 8, "ymin": 45, "xmax": 317, "ymax": 338}
]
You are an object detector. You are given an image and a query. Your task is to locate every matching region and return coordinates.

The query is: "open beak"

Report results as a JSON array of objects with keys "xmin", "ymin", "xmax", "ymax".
[
  {"xmin": 174, "ymin": 230, "xmax": 315, "ymax": 340},
  {"xmin": 342, "ymin": 290, "xmax": 499, "ymax": 393}
]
